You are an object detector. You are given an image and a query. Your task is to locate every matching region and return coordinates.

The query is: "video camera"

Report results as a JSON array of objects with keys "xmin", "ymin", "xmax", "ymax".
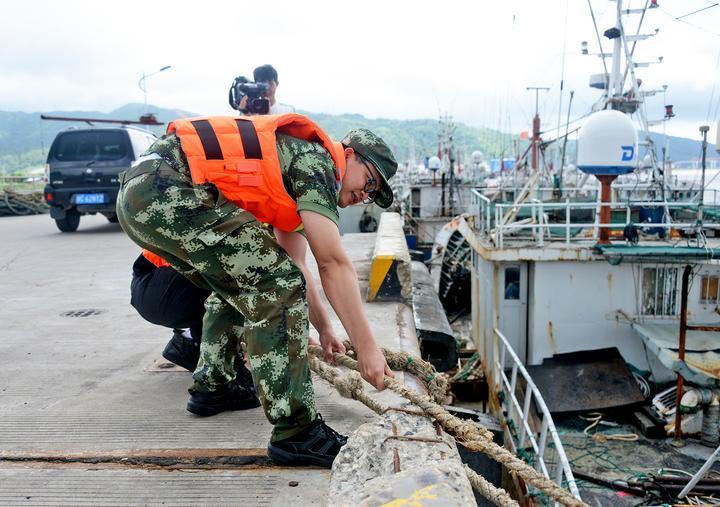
[{"xmin": 228, "ymin": 76, "xmax": 270, "ymax": 115}]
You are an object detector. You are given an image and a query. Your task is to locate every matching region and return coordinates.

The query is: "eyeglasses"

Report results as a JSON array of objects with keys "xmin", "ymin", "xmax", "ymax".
[{"xmin": 357, "ymin": 154, "xmax": 378, "ymax": 204}]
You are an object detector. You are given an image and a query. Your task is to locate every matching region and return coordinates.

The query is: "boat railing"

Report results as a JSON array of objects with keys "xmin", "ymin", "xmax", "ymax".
[
  {"xmin": 492, "ymin": 327, "xmax": 582, "ymax": 503},
  {"xmin": 471, "ymin": 185, "xmax": 720, "ymax": 207},
  {"xmin": 472, "ymin": 191, "xmax": 493, "ymax": 234},
  {"xmin": 472, "ymin": 196, "xmax": 720, "ymax": 247}
]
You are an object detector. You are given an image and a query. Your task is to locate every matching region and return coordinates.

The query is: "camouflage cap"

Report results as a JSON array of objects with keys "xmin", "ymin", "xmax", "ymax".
[{"xmin": 341, "ymin": 128, "xmax": 397, "ymax": 208}]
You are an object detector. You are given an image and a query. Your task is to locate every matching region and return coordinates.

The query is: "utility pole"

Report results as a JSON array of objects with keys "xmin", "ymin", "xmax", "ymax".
[
  {"xmin": 699, "ymin": 125, "xmax": 710, "ymax": 221},
  {"xmin": 526, "ymin": 86, "xmax": 549, "ymax": 171},
  {"xmin": 557, "ymin": 90, "xmax": 575, "ymax": 197}
]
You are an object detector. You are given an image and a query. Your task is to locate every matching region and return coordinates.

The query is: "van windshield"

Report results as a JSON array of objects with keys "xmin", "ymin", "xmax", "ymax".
[{"xmin": 50, "ymin": 131, "xmax": 128, "ymax": 162}]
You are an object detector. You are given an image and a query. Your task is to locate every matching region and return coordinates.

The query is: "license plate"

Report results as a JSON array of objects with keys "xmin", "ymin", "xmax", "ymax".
[{"xmin": 74, "ymin": 193, "xmax": 106, "ymax": 204}]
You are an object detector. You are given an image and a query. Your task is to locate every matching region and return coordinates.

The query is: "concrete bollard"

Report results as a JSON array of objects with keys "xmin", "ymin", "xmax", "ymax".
[
  {"xmin": 367, "ymin": 213, "xmax": 412, "ymax": 302},
  {"xmin": 329, "ymin": 406, "xmax": 476, "ymax": 506}
]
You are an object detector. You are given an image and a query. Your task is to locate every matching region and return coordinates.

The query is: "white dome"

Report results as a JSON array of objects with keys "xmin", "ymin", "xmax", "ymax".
[
  {"xmin": 428, "ymin": 156, "xmax": 442, "ymax": 171},
  {"xmin": 471, "ymin": 150, "xmax": 484, "ymax": 164},
  {"xmin": 577, "ymin": 110, "xmax": 638, "ymax": 176}
]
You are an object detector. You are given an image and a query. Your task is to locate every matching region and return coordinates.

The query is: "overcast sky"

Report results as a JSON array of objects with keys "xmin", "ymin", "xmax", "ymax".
[{"xmin": 2, "ymin": 0, "xmax": 719, "ymax": 144}]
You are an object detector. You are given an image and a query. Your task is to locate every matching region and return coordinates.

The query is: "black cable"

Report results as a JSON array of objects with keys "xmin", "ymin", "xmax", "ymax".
[
  {"xmin": 659, "ymin": 6, "xmax": 720, "ymax": 38},
  {"xmin": 676, "ymin": 3, "xmax": 718, "ymax": 21}
]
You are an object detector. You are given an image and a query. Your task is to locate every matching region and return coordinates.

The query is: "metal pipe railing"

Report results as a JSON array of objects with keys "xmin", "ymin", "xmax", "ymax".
[
  {"xmin": 474, "ymin": 197, "xmax": 720, "ymax": 246},
  {"xmin": 492, "ymin": 327, "xmax": 582, "ymax": 501}
]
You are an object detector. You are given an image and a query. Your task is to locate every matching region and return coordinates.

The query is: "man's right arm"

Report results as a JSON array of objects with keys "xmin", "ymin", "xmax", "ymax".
[{"xmin": 300, "ymin": 209, "xmax": 393, "ymax": 390}]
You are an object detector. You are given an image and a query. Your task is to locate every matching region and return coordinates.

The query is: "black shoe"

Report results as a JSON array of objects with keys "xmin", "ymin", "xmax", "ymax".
[
  {"xmin": 267, "ymin": 415, "xmax": 348, "ymax": 468},
  {"xmin": 162, "ymin": 329, "xmax": 200, "ymax": 372},
  {"xmin": 187, "ymin": 381, "xmax": 261, "ymax": 417}
]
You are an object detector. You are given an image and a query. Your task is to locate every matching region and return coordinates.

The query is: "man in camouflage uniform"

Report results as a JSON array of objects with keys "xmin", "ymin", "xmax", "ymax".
[{"xmin": 116, "ymin": 121, "xmax": 397, "ymax": 467}]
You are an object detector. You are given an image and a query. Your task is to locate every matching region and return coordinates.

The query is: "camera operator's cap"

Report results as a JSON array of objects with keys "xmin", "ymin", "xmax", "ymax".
[{"xmin": 341, "ymin": 128, "xmax": 398, "ymax": 208}]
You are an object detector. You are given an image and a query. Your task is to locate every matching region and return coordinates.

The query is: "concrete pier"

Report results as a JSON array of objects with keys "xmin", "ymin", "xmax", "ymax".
[{"xmin": 0, "ymin": 214, "xmax": 422, "ymax": 506}]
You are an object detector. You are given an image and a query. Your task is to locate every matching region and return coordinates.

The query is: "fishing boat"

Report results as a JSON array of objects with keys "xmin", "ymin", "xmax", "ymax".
[{"xmin": 397, "ymin": 1, "xmax": 720, "ymax": 504}]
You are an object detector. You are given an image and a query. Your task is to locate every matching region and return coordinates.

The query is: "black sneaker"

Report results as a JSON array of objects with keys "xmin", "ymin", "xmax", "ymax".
[
  {"xmin": 187, "ymin": 381, "xmax": 261, "ymax": 417},
  {"xmin": 162, "ymin": 329, "xmax": 200, "ymax": 372},
  {"xmin": 267, "ymin": 415, "xmax": 348, "ymax": 468}
]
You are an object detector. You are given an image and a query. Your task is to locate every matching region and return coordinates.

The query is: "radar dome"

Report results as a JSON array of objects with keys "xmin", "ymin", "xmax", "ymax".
[
  {"xmin": 577, "ymin": 110, "xmax": 637, "ymax": 176},
  {"xmin": 471, "ymin": 151, "xmax": 484, "ymax": 164},
  {"xmin": 428, "ymin": 156, "xmax": 441, "ymax": 171}
]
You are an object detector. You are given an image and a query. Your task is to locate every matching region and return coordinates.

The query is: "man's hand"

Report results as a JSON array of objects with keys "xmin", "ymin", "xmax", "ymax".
[
  {"xmin": 356, "ymin": 344, "xmax": 394, "ymax": 390},
  {"xmin": 319, "ymin": 329, "xmax": 346, "ymax": 364}
]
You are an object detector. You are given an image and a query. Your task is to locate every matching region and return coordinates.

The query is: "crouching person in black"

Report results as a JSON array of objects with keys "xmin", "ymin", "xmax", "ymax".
[{"xmin": 130, "ymin": 251, "xmax": 259, "ymax": 416}]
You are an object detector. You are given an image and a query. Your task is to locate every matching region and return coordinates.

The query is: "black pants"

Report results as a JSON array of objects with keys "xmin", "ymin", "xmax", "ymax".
[{"xmin": 130, "ymin": 255, "xmax": 210, "ymax": 341}]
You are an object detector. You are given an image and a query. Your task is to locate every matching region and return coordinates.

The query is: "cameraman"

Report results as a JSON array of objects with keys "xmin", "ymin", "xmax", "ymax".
[{"xmin": 253, "ymin": 64, "xmax": 295, "ymax": 114}]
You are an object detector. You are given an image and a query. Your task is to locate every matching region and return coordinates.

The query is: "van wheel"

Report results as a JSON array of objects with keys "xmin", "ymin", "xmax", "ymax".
[
  {"xmin": 105, "ymin": 213, "xmax": 119, "ymax": 223},
  {"xmin": 55, "ymin": 210, "xmax": 80, "ymax": 232}
]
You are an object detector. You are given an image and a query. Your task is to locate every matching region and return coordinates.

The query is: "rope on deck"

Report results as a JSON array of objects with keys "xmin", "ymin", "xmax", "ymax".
[{"xmin": 308, "ymin": 345, "xmax": 587, "ymax": 507}]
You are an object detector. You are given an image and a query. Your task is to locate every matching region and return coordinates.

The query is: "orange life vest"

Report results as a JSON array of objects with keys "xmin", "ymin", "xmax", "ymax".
[
  {"xmin": 167, "ymin": 113, "xmax": 346, "ymax": 232},
  {"xmin": 142, "ymin": 249, "xmax": 171, "ymax": 268}
]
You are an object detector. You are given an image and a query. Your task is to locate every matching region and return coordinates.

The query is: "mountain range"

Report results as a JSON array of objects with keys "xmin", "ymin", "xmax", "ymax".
[{"xmin": 0, "ymin": 103, "xmax": 708, "ymax": 174}]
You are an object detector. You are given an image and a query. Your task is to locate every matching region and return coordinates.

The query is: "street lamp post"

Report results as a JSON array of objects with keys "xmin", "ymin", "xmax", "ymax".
[{"xmin": 138, "ymin": 65, "xmax": 172, "ymax": 113}]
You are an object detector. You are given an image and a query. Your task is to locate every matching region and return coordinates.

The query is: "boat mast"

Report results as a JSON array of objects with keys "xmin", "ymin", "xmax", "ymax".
[
  {"xmin": 609, "ymin": 0, "xmax": 624, "ymax": 101},
  {"xmin": 527, "ymin": 86, "xmax": 549, "ymax": 171}
]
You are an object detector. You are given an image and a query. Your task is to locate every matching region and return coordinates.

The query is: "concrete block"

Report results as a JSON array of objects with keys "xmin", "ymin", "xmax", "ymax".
[{"xmin": 329, "ymin": 406, "xmax": 476, "ymax": 506}]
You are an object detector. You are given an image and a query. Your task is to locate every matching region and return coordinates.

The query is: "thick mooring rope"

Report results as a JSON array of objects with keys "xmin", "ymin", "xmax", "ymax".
[
  {"xmin": 341, "ymin": 341, "xmax": 450, "ymax": 404},
  {"xmin": 464, "ymin": 464, "xmax": 520, "ymax": 507},
  {"xmin": 308, "ymin": 345, "xmax": 586, "ymax": 507},
  {"xmin": 309, "ymin": 355, "xmax": 387, "ymax": 414},
  {"xmin": 309, "ymin": 355, "xmax": 517, "ymax": 507}
]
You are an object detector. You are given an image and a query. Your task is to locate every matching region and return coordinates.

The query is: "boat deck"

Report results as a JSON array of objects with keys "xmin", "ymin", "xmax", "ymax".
[
  {"xmin": 0, "ymin": 214, "xmax": 410, "ymax": 506},
  {"xmin": 557, "ymin": 416, "xmax": 720, "ymax": 506}
]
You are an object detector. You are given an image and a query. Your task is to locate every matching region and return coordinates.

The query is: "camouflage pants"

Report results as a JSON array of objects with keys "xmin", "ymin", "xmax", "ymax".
[{"xmin": 116, "ymin": 159, "xmax": 316, "ymax": 441}]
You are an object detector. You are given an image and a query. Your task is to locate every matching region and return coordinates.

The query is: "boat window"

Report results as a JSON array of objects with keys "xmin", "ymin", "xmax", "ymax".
[
  {"xmin": 504, "ymin": 266, "xmax": 520, "ymax": 300},
  {"xmin": 700, "ymin": 275, "xmax": 719, "ymax": 304},
  {"xmin": 641, "ymin": 266, "xmax": 679, "ymax": 317}
]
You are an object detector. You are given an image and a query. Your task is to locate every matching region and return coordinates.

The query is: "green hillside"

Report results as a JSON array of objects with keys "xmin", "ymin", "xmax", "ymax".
[
  {"xmin": 0, "ymin": 103, "xmax": 705, "ymax": 174},
  {"xmin": 297, "ymin": 111, "xmax": 519, "ymax": 165},
  {"xmin": 0, "ymin": 104, "xmax": 519, "ymax": 174},
  {"xmin": 0, "ymin": 104, "xmax": 191, "ymax": 174}
]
